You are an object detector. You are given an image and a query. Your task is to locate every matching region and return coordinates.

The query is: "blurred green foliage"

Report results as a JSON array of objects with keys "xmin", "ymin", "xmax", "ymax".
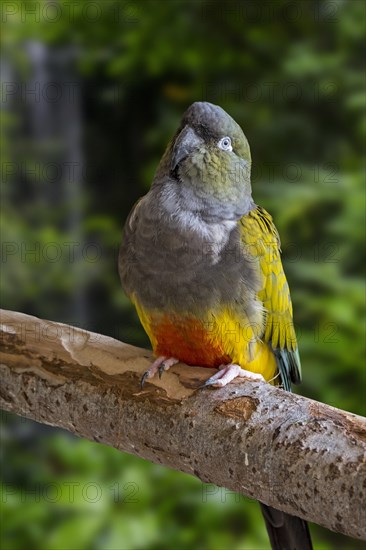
[{"xmin": 1, "ymin": 0, "xmax": 365, "ymax": 548}]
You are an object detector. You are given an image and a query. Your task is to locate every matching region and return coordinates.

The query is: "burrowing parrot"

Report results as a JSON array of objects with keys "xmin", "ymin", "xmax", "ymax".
[{"xmin": 118, "ymin": 102, "xmax": 312, "ymax": 549}]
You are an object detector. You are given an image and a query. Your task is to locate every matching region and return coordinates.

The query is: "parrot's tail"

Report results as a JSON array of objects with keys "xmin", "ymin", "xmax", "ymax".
[{"xmin": 260, "ymin": 503, "xmax": 313, "ymax": 550}]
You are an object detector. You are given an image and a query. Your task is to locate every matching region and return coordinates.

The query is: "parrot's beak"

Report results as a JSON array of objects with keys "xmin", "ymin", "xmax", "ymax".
[{"xmin": 170, "ymin": 125, "xmax": 203, "ymax": 172}]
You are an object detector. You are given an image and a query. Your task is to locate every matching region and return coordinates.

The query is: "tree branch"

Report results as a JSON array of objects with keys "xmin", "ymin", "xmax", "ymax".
[{"xmin": 0, "ymin": 309, "xmax": 365, "ymax": 540}]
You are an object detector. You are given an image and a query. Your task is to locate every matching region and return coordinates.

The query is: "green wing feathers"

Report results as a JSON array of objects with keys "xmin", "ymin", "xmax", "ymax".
[{"xmin": 240, "ymin": 206, "xmax": 302, "ymax": 386}]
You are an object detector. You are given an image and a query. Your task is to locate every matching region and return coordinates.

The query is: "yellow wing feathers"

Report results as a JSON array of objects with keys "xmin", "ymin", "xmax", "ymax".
[{"xmin": 240, "ymin": 206, "xmax": 297, "ymax": 352}]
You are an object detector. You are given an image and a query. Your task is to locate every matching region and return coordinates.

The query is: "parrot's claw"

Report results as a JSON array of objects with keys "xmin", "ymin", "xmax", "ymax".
[
  {"xmin": 140, "ymin": 371, "xmax": 150, "ymax": 389},
  {"xmin": 202, "ymin": 364, "xmax": 265, "ymax": 388},
  {"xmin": 158, "ymin": 362, "xmax": 168, "ymax": 379},
  {"xmin": 141, "ymin": 356, "xmax": 179, "ymax": 387}
]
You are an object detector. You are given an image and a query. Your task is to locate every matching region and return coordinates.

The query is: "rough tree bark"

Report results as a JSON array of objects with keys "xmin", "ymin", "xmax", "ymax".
[{"xmin": 0, "ymin": 309, "xmax": 365, "ymax": 540}]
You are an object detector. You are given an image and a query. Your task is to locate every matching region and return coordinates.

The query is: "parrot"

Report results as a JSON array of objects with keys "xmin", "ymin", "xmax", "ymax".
[{"xmin": 118, "ymin": 101, "xmax": 312, "ymax": 549}]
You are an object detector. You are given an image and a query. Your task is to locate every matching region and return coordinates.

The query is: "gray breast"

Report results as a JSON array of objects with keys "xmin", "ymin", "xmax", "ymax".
[{"xmin": 119, "ymin": 194, "xmax": 261, "ymax": 320}]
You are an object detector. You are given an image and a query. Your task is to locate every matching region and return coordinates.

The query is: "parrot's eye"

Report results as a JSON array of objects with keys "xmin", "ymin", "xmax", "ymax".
[{"xmin": 217, "ymin": 136, "xmax": 232, "ymax": 152}]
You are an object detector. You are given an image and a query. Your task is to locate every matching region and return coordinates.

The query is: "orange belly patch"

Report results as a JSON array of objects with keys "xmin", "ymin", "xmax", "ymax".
[{"xmin": 153, "ymin": 315, "xmax": 231, "ymax": 368}]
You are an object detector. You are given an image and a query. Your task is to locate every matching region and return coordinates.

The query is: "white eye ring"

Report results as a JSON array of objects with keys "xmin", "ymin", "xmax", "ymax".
[{"xmin": 217, "ymin": 136, "xmax": 232, "ymax": 152}]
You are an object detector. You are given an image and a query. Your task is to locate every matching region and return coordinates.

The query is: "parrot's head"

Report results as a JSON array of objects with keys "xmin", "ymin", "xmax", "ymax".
[{"xmin": 153, "ymin": 101, "xmax": 254, "ymax": 222}]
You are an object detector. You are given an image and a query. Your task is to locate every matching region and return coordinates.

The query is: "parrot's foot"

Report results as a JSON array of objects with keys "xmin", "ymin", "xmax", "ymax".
[
  {"xmin": 141, "ymin": 356, "xmax": 179, "ymax": 388},
  {"xmin": 203, "ymin": 364, "xmax": 265, "ymax": 388}
]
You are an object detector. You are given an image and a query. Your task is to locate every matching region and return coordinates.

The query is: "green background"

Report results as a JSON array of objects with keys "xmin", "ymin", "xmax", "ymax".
[{"xmin": 1, "ymin": 1, "xmax": 365, "ymax": 548}]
